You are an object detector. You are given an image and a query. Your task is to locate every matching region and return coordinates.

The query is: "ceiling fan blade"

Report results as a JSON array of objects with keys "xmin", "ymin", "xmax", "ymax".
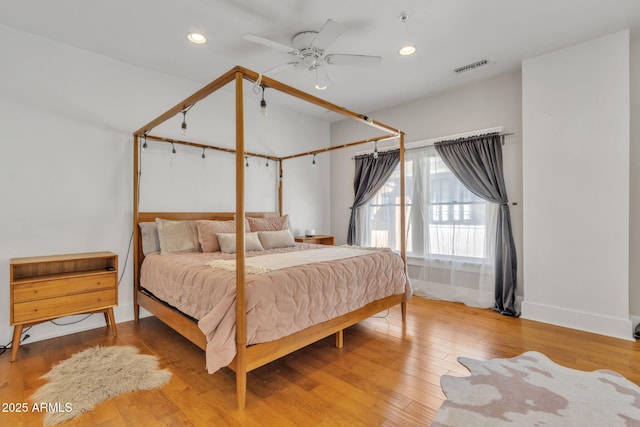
[
  {"xmin": 263, "ymin": 61, "xmax": 300, "ymax": 76},
  {"xmin": 243, "ymin": 33, "xmax": 298, "ymax": 55},
  {"xmin": 325, "ymin": 54, "xmax": 382, "ymax": 68},
  {"xmin": 310, "ymin": 19, "xmax": 346, "ymax": 51}
]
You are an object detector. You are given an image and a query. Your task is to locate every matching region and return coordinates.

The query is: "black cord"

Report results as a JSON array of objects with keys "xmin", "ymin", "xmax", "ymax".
[
  {"xmin": 118, "ymin": 230, "xmax": 134, "ymax": 286},
  {"xmin": 0, "ymin": 326, "xmax": 32, "ymax": 357},
  {"xmin": 50, "ymin": 313, "xmax": 94, "ymax": 326},
  {"xmin": 50, "ymin": 229, "xmax": 133, "ymax": 327}
]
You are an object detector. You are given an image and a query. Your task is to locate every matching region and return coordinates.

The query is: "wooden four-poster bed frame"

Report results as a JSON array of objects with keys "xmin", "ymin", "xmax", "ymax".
[{"xmin": 132, "ymin": 66, "xmax": 407, "ymax": 409}]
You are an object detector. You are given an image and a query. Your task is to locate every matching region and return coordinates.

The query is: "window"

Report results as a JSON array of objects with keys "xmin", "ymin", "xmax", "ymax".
[
  {"xmin": 363, "ymin": 147, "xmax": 490, "ymax": 262},
  {"xmin": 364, "ymin": 163, "xmax": 411, "ymax": 251}
]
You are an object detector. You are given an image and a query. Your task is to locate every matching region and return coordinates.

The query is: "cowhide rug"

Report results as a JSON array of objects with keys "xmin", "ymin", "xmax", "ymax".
[{"xmin": 433, "ymin": 351, "xmax": 640, "ymax": 426}]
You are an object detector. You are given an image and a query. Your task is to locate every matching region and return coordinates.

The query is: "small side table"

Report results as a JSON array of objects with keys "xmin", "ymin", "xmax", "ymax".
[
  {"xmin": 9, "ymin": 251, "xmax": 118, "ymax": 361},
  {"xmin": 294, "ymin": 235, "xmax": 335, "ymax": 245}
]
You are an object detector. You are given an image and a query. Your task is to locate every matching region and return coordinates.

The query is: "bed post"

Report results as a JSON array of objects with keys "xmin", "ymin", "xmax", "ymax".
[
  {"xmin": 133, "ymin": 134, "xmax": 140, "ymax": 322},
  {"xmin": 399, "ymin": 132, "xmax": 407, "ymax": 323},
  {"xmin": 234, "ymin": 70, "xmax": 248, "ymax": 410},
  {"xmin": 278, "ymin": 160, "xmax": 283, "ymax": 216}
]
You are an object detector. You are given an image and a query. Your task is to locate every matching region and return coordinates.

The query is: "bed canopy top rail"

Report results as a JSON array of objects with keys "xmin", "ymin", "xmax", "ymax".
[
  {"xmin": 144, "ymin": 132, "xmax": 401, "ymax": 163},
  {"xmin": 143, "ymin": 134, "xmax": 280, "ymax": 162},
  {"xmin": 237, "ymin": 66, "xmax": 401, "ymax": 136},
  {"xmin": 134, "ymin": 67, "xmax": 238, "ymax": 137},
  {"xmin": 133, "ymin": 66, "xmax": 400, "ymax": 139},
  {"xmin": 279, "ymin": 134, "xmax": 400, "ymax": 161}
]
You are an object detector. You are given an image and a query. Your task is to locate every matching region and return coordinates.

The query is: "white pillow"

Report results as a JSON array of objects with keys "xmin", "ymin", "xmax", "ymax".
[
  {"xmin": 258, "ymin": 230, "xmax": 296, "ymax": 250},
  {"xmin": 216, "ymin": 232, "xmax": 264, "ymax": 254}
]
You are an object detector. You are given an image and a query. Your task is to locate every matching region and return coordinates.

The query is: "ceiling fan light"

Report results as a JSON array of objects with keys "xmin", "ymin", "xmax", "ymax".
[
  {"xmin": 187, "ymin": 32, "xmax": 207, "ymax": 44},
  {"xmin": 314, "ymin": 66, "xmax": 330, "ymax": 90},
  {"xmin": 398, "ymin": 45, "xmax": 416, "ymax": 56}
]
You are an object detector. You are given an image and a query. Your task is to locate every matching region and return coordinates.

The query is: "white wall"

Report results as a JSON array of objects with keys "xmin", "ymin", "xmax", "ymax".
[
  {"xmin": 0, "ymin": 25, "xmax": 330, "ymax": 346},
  {"xmin": 629, "ymin": 37, "xmax": 640, "ymax": 318},
  {"xmin": 139, "ymin": 80, "xmax": 331, "ymax": 232},
  {"xmin": 330, "ymin": 70, "xmax": 523, "ymax": 296},
  {"xmin": 521, "ymin": 30, "xmax": 632, "ymax": 339}
]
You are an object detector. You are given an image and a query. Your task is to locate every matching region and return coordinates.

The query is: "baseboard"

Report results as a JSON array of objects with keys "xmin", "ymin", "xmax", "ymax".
[
  {"xmin": 521, "ymin": 300, "xmax": 634, "ymax": 341},
  {"xmin": 515, "ymin": 294, "xmax": 524, "ymax": 313}
]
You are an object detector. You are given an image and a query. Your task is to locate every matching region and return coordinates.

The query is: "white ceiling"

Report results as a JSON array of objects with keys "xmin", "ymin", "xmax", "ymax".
[{"xmin": 2, "ymin": 0, "xmax": 640, "ymax": 120}]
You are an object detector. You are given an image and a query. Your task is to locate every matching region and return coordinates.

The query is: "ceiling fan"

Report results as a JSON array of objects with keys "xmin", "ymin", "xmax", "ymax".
[{"xmin": 243, "ymin": 19, "xmax": 381, "ymax": 90}]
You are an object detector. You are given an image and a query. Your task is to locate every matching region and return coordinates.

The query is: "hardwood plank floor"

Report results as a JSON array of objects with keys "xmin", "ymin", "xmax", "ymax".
[{"xmin": 2, "ymin": 297, "xmax": 640, "ymax": 426}]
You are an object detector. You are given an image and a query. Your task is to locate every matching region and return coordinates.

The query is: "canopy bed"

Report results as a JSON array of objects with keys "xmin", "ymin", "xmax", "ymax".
[{"xmin": 132, "ymin": 66, "xmax": 408, "ymax": 409}]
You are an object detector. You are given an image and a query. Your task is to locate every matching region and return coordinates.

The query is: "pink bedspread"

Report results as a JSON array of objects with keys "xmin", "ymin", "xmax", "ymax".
[{"xmin": 140, "ymin": 244, "xmax": 410, "ymax": 373}]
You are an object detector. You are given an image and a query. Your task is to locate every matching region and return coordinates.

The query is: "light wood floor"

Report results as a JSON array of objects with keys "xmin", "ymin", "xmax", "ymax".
[{"xmin": 2, "ymin": 297, "xmax": 640, "ymax": 426}]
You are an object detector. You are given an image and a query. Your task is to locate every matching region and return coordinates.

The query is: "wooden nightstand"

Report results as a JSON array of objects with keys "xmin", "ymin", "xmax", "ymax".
[
  {"xmin": 294, "ymin": 235, "xmax": 335, "ymax": 245},
  {"xmin": 9, "ymin": 251, "xmax": 118, "ymax": 361}
]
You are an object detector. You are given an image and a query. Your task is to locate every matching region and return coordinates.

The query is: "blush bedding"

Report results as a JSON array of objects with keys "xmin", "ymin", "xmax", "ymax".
[{"xmin": 140, "ymin": 243, "xmax": 410, "ymax": 373}]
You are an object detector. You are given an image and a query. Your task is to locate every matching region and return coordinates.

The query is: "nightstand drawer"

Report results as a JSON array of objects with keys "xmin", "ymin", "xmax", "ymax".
[
  {"xmin": 294, "ymin": 235, "xmax": 335, "ymax": 245},
  {"xmin": 12, "ymin": 273, "xmax": 116, "ymax": 303},
  {"xmin": 13, "ymin": 289, "xmax": 116, "ymax": 323}
]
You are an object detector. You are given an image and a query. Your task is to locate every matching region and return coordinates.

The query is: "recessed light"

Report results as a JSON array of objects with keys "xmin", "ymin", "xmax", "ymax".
[
  {"xmin": 398, "ymin": 45, "xmax": 416, "ymax": 56},
  {"xmin": 187, "ymin": 33, "xmax": 207, "ymax": 44}
]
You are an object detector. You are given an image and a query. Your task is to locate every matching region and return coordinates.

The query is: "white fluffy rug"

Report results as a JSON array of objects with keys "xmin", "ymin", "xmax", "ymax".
[
  {"xmin": 31, "ymin": 345, "xmax": 172, "ymax": 426},
  {"xmin": 433, "ymin": 351, "xmax": 640, "ymax": 426}
]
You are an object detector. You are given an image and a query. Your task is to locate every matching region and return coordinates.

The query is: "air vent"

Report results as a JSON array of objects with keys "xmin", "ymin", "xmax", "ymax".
[{"xmin": 454, "ymin": 59, "xmax": 489, "ymax": 74}]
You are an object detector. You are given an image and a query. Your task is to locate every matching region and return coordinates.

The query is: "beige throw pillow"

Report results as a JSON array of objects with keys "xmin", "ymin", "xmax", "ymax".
[
  {"xmin": 217, "ymin": 232, "xmax": 264, "ymax": 254},
  {"xmin": 155, "ymin": 219, "xmax": 200, "ymax": 255},
  {"xmin": 258, "ymin": 230, "xmax": 296, "ymax": 250}
]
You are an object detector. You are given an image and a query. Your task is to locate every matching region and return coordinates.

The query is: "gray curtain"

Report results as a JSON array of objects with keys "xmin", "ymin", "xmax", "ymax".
[
  {"xmin": 347, "ymin": 150, "xmax": 400, "ymax": 245},
  {"xmin": 434, "ymin": 134, "xmax": 518, "ymax": 316}
]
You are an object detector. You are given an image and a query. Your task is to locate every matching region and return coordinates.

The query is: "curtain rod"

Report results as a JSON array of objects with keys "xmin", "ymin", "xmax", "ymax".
[{"xmin": 354, "ymin": 126, "xmax": 513, "ymax": 157}]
